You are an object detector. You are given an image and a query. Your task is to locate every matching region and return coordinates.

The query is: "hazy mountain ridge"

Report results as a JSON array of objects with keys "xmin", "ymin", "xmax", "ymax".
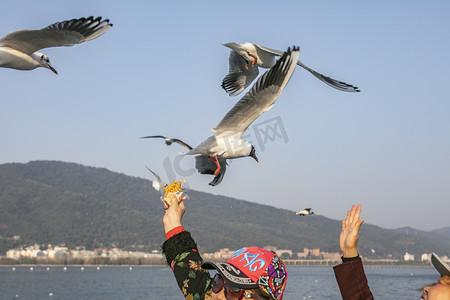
[
  {"xmin": 430, "ymin": 227, "xmax": 450, "ymax": 241},
  {"xmin": 0, "ymin": 161, "xmax": 448, "ymax": 258}
]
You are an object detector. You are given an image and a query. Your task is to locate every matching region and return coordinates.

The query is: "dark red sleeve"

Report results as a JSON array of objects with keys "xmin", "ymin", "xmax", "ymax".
[{"xmin": 333, "ymin": 258, "xmax": 374, "ymax": 300}]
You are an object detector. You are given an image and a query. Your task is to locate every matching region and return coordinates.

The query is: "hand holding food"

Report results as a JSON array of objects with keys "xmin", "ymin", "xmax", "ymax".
[
  {"xmin": 146, "ymin": 166, "xmax": 188, "ymax": 209},
  {"xmin": 163, "ymin": 179, "xmax": 187, "ymax": 208}
]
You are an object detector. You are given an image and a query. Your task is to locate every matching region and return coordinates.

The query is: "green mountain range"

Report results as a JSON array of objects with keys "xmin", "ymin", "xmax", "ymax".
[{"xmin": 0, "ymin": 161, "xmax": 448, "ymax": 259}]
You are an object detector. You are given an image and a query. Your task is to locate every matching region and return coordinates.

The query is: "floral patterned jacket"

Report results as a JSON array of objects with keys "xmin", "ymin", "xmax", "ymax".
[{"xmin": 162, "ymin": 230, "xmax": 213, "ymax": 300}]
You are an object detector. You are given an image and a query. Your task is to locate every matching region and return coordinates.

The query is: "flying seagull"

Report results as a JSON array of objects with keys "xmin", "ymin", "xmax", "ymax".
[
  {"xmin": 296, "ymin": 208, "xmax": 314, "ymax": 216},
  {"xmin": 145, "ymin": 166, "xmax": 165, "ymax": 201},
  {"xmin": 141, "ymin": 135, "xmax": 229, "ymax": 186},
  {"xmin": 145, "ymin": 166, "xmax": 177, "ymax": 209},
  {"xmin": 0, "ymin": 16, "xmax": 112, "ymax": 74},
  {"xmin": 142, "ymin": 46, "xmax": 299, "ymax": 186},
  {"xmin": 221, "ymin": 42, "xmax": 359, "ymax": 96}
]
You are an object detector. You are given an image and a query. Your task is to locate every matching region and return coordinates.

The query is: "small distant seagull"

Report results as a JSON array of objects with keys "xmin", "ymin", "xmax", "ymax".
[
  {"xmin": 0, "ymin": 16, "xmax": 112, "ymax": 74},
  {"xmin": 296, "ymin": 208, "xmax": 314, "ymax": 216},
  {"xmin": 221, "ymin": 42, "xmax": 359, "ymax": 96},
  {"xmin": 142, "ymin": 47, "xmax": 299, "ymax": 186}
]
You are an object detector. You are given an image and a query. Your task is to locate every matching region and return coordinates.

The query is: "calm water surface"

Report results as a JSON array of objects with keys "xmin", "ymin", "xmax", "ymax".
[{"xmin": 0, "ymin": 265, "xmax": 439, "ymax": 299}]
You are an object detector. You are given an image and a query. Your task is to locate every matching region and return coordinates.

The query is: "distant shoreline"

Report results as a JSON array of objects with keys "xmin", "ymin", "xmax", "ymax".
[
  {"xmin": 0, "ymin": 262, "xmax": 433, "ymax": 268},
  {"xmin": 1, "ymin": 264, "xmax": 166, "ymax": 267}
]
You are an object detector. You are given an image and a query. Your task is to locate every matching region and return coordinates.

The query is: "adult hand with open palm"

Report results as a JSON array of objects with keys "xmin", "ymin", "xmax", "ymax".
[{"xmin": 340, "ymin": 204, "xmax": 364, "ymax": 258}]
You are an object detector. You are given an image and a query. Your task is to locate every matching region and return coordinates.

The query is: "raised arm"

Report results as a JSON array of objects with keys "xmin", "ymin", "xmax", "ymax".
[
  {"xmin": 163, "ymin": 194, "xmax": 186, "ymax": 234},
  {"xmin": 333, "ymin": 205, "xmax": 374, "ymax": 300},
  {"xmin": 161, "ymin": 195, "xmax": 213, "ymax": 299}
]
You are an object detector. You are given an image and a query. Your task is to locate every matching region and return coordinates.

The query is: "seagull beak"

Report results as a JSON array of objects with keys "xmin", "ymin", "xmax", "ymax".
[{"xmin": 49, "ymin": 66, "xmax": 58, "ymax": 75}]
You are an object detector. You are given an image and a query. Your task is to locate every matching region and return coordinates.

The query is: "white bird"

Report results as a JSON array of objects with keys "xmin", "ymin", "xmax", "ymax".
[
  {"xmin": 221, "ymin": 42, "xmax": 359, "ymax": 96},
  {"xmin": 142, "ymin": 46, "xmax": 299, "ymax": 186},
  {"xmin": 296, "ymin": 208, "xmax": 314, "ymax": 216},
  {"xmin": 145, "ymin": 166, "xmax": 165, "ymax": 200},
  {"xmin": 142, "ymin": 136, "xmax": 229, "ymax": 186},
  {"xmin": 0, "ymin": 16, "xmax": 112, "ymax": 74},
  {"xmin": 145, "ymin": 166, "xmax": 187, "ymax": 208}
]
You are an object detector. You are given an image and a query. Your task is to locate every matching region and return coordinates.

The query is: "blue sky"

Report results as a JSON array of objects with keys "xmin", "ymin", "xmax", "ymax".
[{"xmin": 1, "ymin": 1, "xmax": 449, "ymax": 231}]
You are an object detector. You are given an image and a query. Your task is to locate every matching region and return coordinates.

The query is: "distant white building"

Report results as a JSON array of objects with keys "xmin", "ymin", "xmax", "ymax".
[
  {"xmin": 404, "ymin": 252, "xmax": 415, "ymax": 261},
  {"xmin": 203, "ymin": 248, "xmax": 234, "ymax": 260},
  {"xmin": 30, "ymin": 250, "xmax": 46, "ymax": 258},
  {"xmin": 6, "ymin": 249, "xmax": 21, "ymax": 260},
  {"xmin": 322, "ymin": 252, "xmax": 341, "ymax": 261},
  {"xmin": 274, "ymin": 249, "xmax": 293, "ymax": 258},
  {"xmin": 442, "ymin": 256, "xmax": 450, "ymax": 264},
  {"xmin": 421, "ymin": 253, "xmax": 432, "ymax": 262},
  {"xmin": 70, "ymin": 249, "xmax": 96, "ymax": 259}
]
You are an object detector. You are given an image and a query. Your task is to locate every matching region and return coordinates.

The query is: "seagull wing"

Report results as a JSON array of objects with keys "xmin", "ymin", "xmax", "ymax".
[
  {"xmin": 254, "ymin": 44, "xmax": 284, "ymax": 56},
  {"xmin": 295, "ymin": 60, "xmax": 360, "ymax": 92},
  {"xmin": 0, "ymin": 16, "xmax": 112, "ymax": 55},
  {"xmin": 221, "ymin": 50, "xmax": 259, "ymax": 96},
  {"xmin": 145, "ymin": 166, "xmax": 165, "ymax": 197},
  {"xmin": 213, "ymin": 46, "xmax": 299, "ymax": 137},
  {"xmin": 256, "ymin": 44, "xmax": 360, "ymax": 92},
  {"xmin": 141, "ymin": 135, "xmax": 193, "ymax": 150}
]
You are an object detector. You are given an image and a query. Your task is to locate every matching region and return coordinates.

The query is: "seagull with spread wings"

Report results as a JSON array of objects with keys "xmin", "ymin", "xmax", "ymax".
[
  {"xmin": 141, "ymin": 135, "xmax": 229, "ymax": 186},
  {"xmin": 221, "ymin": 42, "xmax": 359, "ymax": 96},
  {"xmin": 296, "ymin": 208, "xmax": 314, "ymax": 216},
  {"xmin": 142, "ymin": 47, "xmax": 299, "ymax": 186},
  {"xmin": 0, "ymin": 16, "xmax": 112, "ymax": 74}
]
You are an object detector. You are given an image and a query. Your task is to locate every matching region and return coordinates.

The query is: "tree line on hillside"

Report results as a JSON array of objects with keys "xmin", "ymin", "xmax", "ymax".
[{"xmin": 0, "ymin": 161, "xmax": 449, "ymax": 259}]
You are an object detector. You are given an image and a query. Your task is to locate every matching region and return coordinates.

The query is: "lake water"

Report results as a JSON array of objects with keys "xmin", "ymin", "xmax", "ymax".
[{"xmin": 0, "ymin": 265, "xmax": 439, "ymax": 299}]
